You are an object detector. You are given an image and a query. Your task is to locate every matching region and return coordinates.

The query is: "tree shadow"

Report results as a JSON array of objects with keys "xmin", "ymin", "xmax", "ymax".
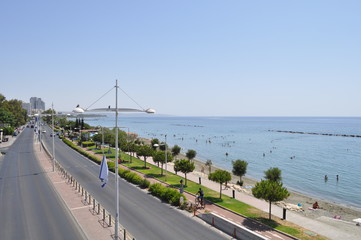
[
  {"xmin": 204, "ymin": 196, "xmax": 223, "ymax": 204},
  {"xmin": 131, "ymin": 166, "xmax": 151, "ymax": 171},
  {"xmin": 144, "ymin": 173, "xmax": 163, "ymax": 179},
  {"xmin": 242, "ymin": 217, "xmax": 279, "ymax": 232}
]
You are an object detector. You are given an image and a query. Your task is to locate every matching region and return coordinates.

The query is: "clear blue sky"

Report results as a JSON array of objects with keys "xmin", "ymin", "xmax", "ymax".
[{"xmin": 1, "ymin": 1, "xmax": 360, "ymax": 116}]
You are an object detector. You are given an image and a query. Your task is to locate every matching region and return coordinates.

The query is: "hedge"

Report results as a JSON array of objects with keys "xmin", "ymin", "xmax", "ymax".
[{"xmin": 149, "ymin": 183, "xmax": 186, "ymax": 206}]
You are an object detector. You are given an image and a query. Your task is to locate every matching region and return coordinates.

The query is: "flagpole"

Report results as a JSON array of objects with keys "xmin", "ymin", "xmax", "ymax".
[{"xmin": 115, "ymin": 80, "xmax": 119, "ymax": 239}]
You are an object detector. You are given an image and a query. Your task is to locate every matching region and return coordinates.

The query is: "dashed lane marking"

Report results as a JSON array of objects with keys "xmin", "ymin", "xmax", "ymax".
[{"xmin": 70, "ymin": 206, "xmax": 90, "ymax": 211}]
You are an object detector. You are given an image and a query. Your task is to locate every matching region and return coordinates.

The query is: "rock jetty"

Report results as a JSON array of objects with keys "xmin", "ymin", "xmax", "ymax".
[{"xmin": 268, "ymin": 130, "xmax": 361, "ymax": 138}]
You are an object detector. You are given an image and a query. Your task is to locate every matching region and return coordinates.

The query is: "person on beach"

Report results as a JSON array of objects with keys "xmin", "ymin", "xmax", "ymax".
[{"xmin": 313, "ymin": 201, "xmax": 320, "ymax": 209}]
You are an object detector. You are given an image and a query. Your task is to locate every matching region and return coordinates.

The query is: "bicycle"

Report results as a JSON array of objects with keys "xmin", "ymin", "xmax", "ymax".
[{"xmin": 195, "ymin": 195, "xmax": 205, "ymax": 208}]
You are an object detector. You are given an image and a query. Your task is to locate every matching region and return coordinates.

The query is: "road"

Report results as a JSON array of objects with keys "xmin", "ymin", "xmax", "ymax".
[
  {"xmin": 41, "ymin": 127, "xmax": 230, "ymax": 240},
  {"xmin": 0, "ymin": 128, "xmax": 86, "ymax": 240}
]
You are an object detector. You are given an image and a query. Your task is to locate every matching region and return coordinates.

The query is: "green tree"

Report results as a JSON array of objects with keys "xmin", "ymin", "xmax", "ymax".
[
  {"xmin": 174, "ymin": 159, "xmax": 195, "ymax": 186},
  {"xmin": 186, "ymin": 149, "xmax": 197, "ymax": 161},
  {"xmin": 205, "ymin": 160, "xmax": 213, "ymax": 174},
  {"xmin": 136, "ymin": 145, "xmax": 153, "ymax": 168},
  {"xmin": 0, "ymin": 95, "xmax": 27, "ymax": 127},
  {"xmin": 264, "ymin": 167, "xmax": 282, "ymax": 182},
  {"xmin": 171, "ymin": 145, "xmax": 181, "ymax": 159},
  {"xmin": 208, "ymin": 170, "xmax": 231, "ymax": 199},
  {"xmin": 151, "ymin": 138, "xmax": 159, "ymax": 150},
  {"xmin": 252, "ymin": 180, "xmax": 290, "ymax": 220},
  {"xmin": 153, "ymin": 150, "xmax": 173, "ymax": 175},
  {"xmin": 0, "ymin": 108, "xmax": 16, "ymax": 127},
  {"xmin": 232, "ymin": 159, "xmax": 248, "ymax": 185}
]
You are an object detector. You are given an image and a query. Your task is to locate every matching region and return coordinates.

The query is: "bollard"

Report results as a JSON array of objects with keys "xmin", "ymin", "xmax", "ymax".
[
  {"xmin": 89, "ymin": 195, "xmax": 91, "ymax": 205},
  {"xmin": 102, "ymin": 209, "xmax": 105, "ymax": 221},
  {"xmin": 85, "ymin": 192, "xmax": 88, "ymax": 202},
  {"xmin": 82, "ymin": 187, "xmax": 84, "ymax": 196},
  {"xmin": 124, "ymin": 229, "xmax": 126, "ymax": 240},
  {"xmin": 108, "ymin": 214, "xmax": 112, "ymax": 226},
  {"xmin": 75, "ymin": 181, "xmax": 77, "ymax": 190},
  {"xmin": 98, "ymin": 203, "xmax": 100, "ymax": 215},
  {"xmin": 232, "ymin": 189, "xmax": 235, "ymax": 199},
  {"xmin": 93, "ymin": 199, "xmax": 96, "ymax": 210},
  {"xmin": 199, "ymin": 177, "xmax": 201, "ymax": 185},
  {"xmin": 283, "ymin": 208, "xmax": 287, "ymax": 220}
]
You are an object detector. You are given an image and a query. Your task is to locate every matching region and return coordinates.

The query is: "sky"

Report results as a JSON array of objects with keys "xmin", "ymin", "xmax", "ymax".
[{"xmin": 1, "ymin": 0, "xmax": 360, "ymax": 116}]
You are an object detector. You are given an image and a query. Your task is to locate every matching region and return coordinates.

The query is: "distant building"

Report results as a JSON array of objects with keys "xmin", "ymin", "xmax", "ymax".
[
  {"xmin": 22, "ymin": 97, "xmax": 45, "ymax": 114},
  {"xmin": 22, "ymin": 102, "xmax": 31, "ymax": 114},
  {"xmin": 30, "ymin": 97, "xmax": 45, "ymax": 112}
]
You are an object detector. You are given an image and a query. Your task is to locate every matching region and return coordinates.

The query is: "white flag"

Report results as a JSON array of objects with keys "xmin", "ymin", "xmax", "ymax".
[{"xmin": 99, "ymin": 155, "xmax": 108, "ymax": 187}]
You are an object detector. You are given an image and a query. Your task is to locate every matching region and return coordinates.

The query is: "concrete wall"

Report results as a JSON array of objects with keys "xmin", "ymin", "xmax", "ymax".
[{"xmin": 198, "ymin": 213, "xmax": 267, "ymax": 240}]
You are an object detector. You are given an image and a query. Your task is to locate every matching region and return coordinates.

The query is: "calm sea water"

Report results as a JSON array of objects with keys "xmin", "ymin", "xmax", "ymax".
[{"xmin": 85, "ymin": 116, "xmax": 361, "ymax": 208}]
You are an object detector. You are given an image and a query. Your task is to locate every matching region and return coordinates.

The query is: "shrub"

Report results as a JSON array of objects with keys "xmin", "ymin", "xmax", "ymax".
[
  {"xmin": 108, "ymin": 162, "xmax": 115, "ymax": 172},
  {"xmin": 82, "ymin": 141, "xmax": 95, "ymax": 147},
  {"xmin": 140, "ymin": 179, "xmax": 150, "ymax": 189},
  {"xmin": 148, "ymin": 183, "xmax": 186, "ymax": 206},
  {"xmin": 149, "ymin": 183, "xmax": 165, "ymax": 197}
]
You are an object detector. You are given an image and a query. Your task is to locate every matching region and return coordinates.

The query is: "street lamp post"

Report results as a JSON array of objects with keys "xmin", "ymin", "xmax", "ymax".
[
  {"xmin": 52, "ymin": 103, "xmax": 55, "ymax": 172},
  {"xmin": 76, "ymin": 80, "xmax": 155, "ymax": 240},
  {"xmin": 153, "ymin": 134, "xmax": 168, "ymax": 181}
]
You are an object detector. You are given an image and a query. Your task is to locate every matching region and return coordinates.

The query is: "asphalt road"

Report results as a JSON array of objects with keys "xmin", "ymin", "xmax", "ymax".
[
  {"xmin": 42, "ymin": 127, "xmax": 230, "ymax": 240},
  {"xmin": 0, "ymin": 128, "xmax": 86, "ymax": 240}
]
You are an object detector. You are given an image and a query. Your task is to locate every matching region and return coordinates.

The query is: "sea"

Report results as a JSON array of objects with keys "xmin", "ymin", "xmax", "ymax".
[{"xmin": 84, "ymin": 115, "xmax": 361, "ymax": 209}]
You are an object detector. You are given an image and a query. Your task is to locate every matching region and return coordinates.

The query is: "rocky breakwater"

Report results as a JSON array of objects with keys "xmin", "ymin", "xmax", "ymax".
[{"xmin": 268, "ymin": 130, "xmax": 361, "ymax": 138}]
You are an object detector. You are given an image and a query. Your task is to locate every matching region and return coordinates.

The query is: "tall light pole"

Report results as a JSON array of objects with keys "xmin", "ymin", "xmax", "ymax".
[
  {"xmin": 52, "ymin": 103, "xmax": 55, "ymax": 172},
  {"xmin": 114, "ymin": 80, "xmax": 119, "ymax": 238},
  {"xmin": 165, "ymin": 134, "xmax": 168, "ymax": 181},
  {"xmin": 78, "ymin": 80, "xmax": 155, "ymax": 240},
  {"xmin": 153, "ymin": 134, "xmax": 168, "ymax": 181}
]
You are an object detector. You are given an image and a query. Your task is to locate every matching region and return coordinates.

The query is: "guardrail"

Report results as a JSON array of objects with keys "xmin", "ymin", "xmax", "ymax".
[{"xmin": 41, "ymin": 140, "xmax": 136, "ymax": 240}]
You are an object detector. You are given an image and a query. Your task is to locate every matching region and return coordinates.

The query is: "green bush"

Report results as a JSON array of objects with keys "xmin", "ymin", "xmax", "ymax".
[
  {"xmin": 3, "ymin": 127, "xmax": 14, "ymax": 135},
  {"xmin": 119, "ymin": 169, "xmax": 130, "ymax": 178},
  {"xmin": 148, "ymin": 183, "xmax": 186, "ymax": 206},
  {"xmin": 108, "ymin": 162, "xmax": 115, "ymax": 172},
  {"xmin": 149, "ymin": 183, "xmax": 165, "ymax": 197},
  {"xmin": 140, "ymin": 179, "xmax": 150, "ymax": 189},
  {"xmin": 82, "ymin": 141, "xmax": 95, "ymax": 147}
]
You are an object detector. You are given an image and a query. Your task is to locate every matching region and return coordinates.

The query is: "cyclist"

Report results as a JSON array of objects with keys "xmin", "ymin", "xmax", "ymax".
[{"xmin": 197, "ymin": 188, "xmax": 204, "ymax": 206}]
